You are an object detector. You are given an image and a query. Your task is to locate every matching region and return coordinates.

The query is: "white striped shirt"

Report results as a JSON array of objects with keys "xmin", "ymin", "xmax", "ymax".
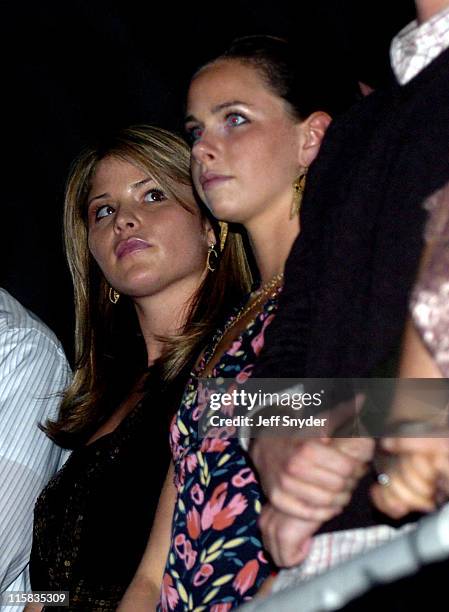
[{"xmin": 0, "ymin": 289, "xmax": 71, "ymax": 608}]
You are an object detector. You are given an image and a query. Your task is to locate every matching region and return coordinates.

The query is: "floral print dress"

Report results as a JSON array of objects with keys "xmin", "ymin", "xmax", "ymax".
[{"xmin": 159, "ymin": 294, "xmax": 279, "ymax": 611}]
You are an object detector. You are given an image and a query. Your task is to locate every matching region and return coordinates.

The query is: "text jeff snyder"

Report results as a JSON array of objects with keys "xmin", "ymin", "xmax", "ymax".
[{"xmin": 208, "ymin": 415, "xmax": 327, "ymax": 428}]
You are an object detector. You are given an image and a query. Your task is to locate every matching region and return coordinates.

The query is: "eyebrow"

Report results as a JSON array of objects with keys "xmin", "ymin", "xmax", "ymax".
[
  {"xmin": 87, "ymin": 177, "xmax": 155, "ymax": 206},
  {"xmin": 185, "ymin": 100, "xmax": 252, "ymax": 123}
]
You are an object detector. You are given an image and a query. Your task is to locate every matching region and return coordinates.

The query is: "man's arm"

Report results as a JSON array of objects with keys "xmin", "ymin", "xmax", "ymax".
[{"xmin": 0, "ymin": 322, "xmax": 70, "ymax": 592}]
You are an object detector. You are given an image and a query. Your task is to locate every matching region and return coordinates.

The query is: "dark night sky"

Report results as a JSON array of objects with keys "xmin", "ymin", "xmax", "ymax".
[{"xmin": 4, "ymin": 0, "xmax": 415, "ymax": 359}]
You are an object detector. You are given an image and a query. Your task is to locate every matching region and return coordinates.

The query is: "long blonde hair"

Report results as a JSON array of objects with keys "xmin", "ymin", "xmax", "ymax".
[{"xmin": 45, "ymin": 125, "xmax": 251, "ymax": 448}]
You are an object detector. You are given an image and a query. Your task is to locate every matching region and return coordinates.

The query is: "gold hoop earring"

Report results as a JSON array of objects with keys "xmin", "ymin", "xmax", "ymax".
[
  {"xmin": 290, "ymin": 169, "xmax": 308, "ymax": 218},
  {"xmin": 219, "ymin": 221, "xmax": 228, "ymax": 252},
  {"xmin": 109, "ymin": 287, "xmax": 120, "ymax": 304},
  {"xmin": 206, "ymin": 243, "xmax": 218, "ymax": 272}
]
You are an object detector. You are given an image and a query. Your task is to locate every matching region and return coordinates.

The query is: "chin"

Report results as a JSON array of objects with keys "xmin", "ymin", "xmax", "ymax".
[
  {"xmin": 205, "ymin": 198, "xmax": 246, "ymax": 224},
  {"xmin": 120, "ymin": 274, "xmax": 163, "ymax": 298},
  {"xmin": 125, "ymin": 285, "xmax": 163, "ymax": 300}
]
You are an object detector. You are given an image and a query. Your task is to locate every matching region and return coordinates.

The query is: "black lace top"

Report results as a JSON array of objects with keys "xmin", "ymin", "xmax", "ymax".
[{"xmin": 30, "ymin": 393, "xmax": 171, "ymax": 611}]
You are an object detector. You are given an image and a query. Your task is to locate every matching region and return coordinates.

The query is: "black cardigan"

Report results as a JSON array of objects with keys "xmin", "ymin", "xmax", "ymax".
[
  {"xmin": 254, "ymin": 47, "xmax": 449, "ymax": 381},
  {"xmin": 253, "ymin": 48, "xmax": 449, "ymax": 531}
]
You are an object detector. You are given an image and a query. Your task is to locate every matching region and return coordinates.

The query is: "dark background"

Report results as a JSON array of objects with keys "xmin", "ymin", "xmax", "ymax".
[{"xmin": 4, "ymin": 0, "xmax": 415, "ymax": 361}]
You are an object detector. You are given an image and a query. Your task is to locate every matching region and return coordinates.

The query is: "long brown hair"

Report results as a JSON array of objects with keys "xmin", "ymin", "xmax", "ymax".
[{"xmin": 45, "ymin": 125, "xmax": 251, "ymax": 448}]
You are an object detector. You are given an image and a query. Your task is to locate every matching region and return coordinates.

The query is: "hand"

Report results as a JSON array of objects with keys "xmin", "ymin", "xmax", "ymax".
[
  {"xmin": 251, "ymin": 435, "xmax": 374, "ymax": 521},
  {"xmin": 250, "ymin": 393, "xmax": 374, "ymax": 521},
  {"xmin": 259, "ymin": 504, "xmax": 317, "ymax": 568},
  {"xmin": 371, "ymin": 436, "xmax": 449, "ymax": 518},
  {"xmin": 257, "ymin": 437, "xmax": 374, "ymax": 568},
  {"xmin": 381, "ymin": 435, "xmax": 449, "ymax": 459}
]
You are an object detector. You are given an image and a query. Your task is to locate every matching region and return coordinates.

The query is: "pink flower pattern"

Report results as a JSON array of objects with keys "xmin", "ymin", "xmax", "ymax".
[
  {"xmin": 250, "ymin": 314, "xmax": 275, "ymax": 354},
  {"xmin": 193, "ymin": 563, "xmax": 214, "ymax": 587},
  {"xmin": 232, "ymin": 467, "xmax": 257, "ymax": 488},
  {"xmin": 233, "ymin": 559, "xmax": 259, "ymax": 595},
  {"xmin": 186, "ymin": 454, "xmax": 198, "ymax": 473},
  {"xmin": 187, "ymin": 507, "xmax": 201, "ymax": 540},
  {"xmin": 160, "ymin": 573, "xmax": 179, "ymax": 611},
  {"xmin": 211, "ymin": 492, "xmax": 248, "ymax": 530},
  {"xmin": 157, "ymin": 294, "xmax": 280, "ymax": 610},
  {"xmin": 190, "ymin": 483, "xmax": 204, "ymax": 505}
]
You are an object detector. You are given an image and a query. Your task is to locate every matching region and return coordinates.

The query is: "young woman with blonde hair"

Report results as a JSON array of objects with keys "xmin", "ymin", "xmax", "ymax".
[{"xmin": 27, "ymin": 125, "xmax": 250, "ymax": 611}]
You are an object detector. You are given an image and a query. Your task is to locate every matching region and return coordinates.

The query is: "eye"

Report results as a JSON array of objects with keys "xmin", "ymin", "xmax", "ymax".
[
  {"xmin": 185, "ymin": 124, "xmax": 204, "ymax": 145},
  {"xmin": 95, "ymin": 204, "xmax": 115, "ymax": 221},
  {"xmin": 144, "ymin": 188, "xmax": 167, "ymax": 203},
  {"xmin": 225, "ymin": 113, "xmax": 247, "ymax": 128}
]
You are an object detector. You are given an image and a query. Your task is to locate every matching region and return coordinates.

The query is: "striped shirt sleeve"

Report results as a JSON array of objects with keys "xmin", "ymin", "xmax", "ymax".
[{"xmin": 0, "ymin": 290, "xmax": 71, "ymax": 600}]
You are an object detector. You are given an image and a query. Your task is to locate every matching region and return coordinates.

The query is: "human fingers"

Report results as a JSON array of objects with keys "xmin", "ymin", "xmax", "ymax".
[
  {"xmin": 284, "ymin": 451, "xmax": 358, "ymax": 494},
  {"xmin": 371, "ymin": 482, "xmax": 410, "ymax": 519},
  {"xmin": 287, "ymin": 439, "xmax": 358, "ymax": 480},
  {"xmin": 395, "ymin": 453, "xmax": 438, "ymax": 499},
  {"xmin": 334, "ymin": 437, "xmax": 375, "ymax": 463},
  {"xmin": 381, "ymin": 436, "xmax": 449, "ymax": 455},
  {"xmin": 386, "ymin": 468, "xmax": 436, "ymax": 511},
  {"xmin": 269, "ymin": 476, "xmax": 346, "ymax": 521},
  {"xmin": 333, "ymin": 437, "xmax": 374, "ymax": 481},
  {"xmin": 259, "ymin": 506, "xmax": 315, "ymax": 568},
  {"xmin": 252, "ymin": 438, "xmax": 348, "ymax": 519},
  {"xmin": 251, "ymin": 436, "xmax": 302, "ymax": 496},
  {"xmin": 371, "ymin": 466, "xmax": 436, "ymax": 518},
  {"xmin": 274, "ymin": 469, "xmax": 353, "ymax": 510}
]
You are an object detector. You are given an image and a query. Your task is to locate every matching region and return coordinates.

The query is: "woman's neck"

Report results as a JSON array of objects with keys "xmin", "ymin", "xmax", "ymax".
[
  {"xmin": 133, "ymin": 274, "xmax": 202, "ymax": 365},
  {"xmin": 246, "ymin": 205, "xmax": 300, "ymax": 284}
]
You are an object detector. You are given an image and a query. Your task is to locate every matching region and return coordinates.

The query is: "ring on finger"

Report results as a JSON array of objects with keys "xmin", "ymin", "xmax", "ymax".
[{"xmin": 377, "ymin": 472, "xmax": 391, "ymax": 487}]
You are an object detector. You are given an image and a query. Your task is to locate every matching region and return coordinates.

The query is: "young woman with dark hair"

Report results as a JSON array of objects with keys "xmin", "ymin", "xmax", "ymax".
[{"xmin": 119, "ymin": 38, "xmax": 369, "ymax": 611}]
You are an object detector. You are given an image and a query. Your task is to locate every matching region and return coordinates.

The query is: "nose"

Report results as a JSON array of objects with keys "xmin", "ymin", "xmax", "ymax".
[
  {"xmin": 113, "ymin": 202, "xmax": 140, "ymax": 233},
  {"xmin": 191, "ymin": 134, "xmax": 217, "ymax": 165}
]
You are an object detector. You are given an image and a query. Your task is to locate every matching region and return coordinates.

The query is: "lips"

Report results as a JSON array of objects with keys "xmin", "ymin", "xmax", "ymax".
[
  {"xmin": 116, "ymin": 237, "xmax": 150, "ymax": 259},
  {"xmin": 199, "ymin": 172, "xmax": 232, "ymax": 191}
]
